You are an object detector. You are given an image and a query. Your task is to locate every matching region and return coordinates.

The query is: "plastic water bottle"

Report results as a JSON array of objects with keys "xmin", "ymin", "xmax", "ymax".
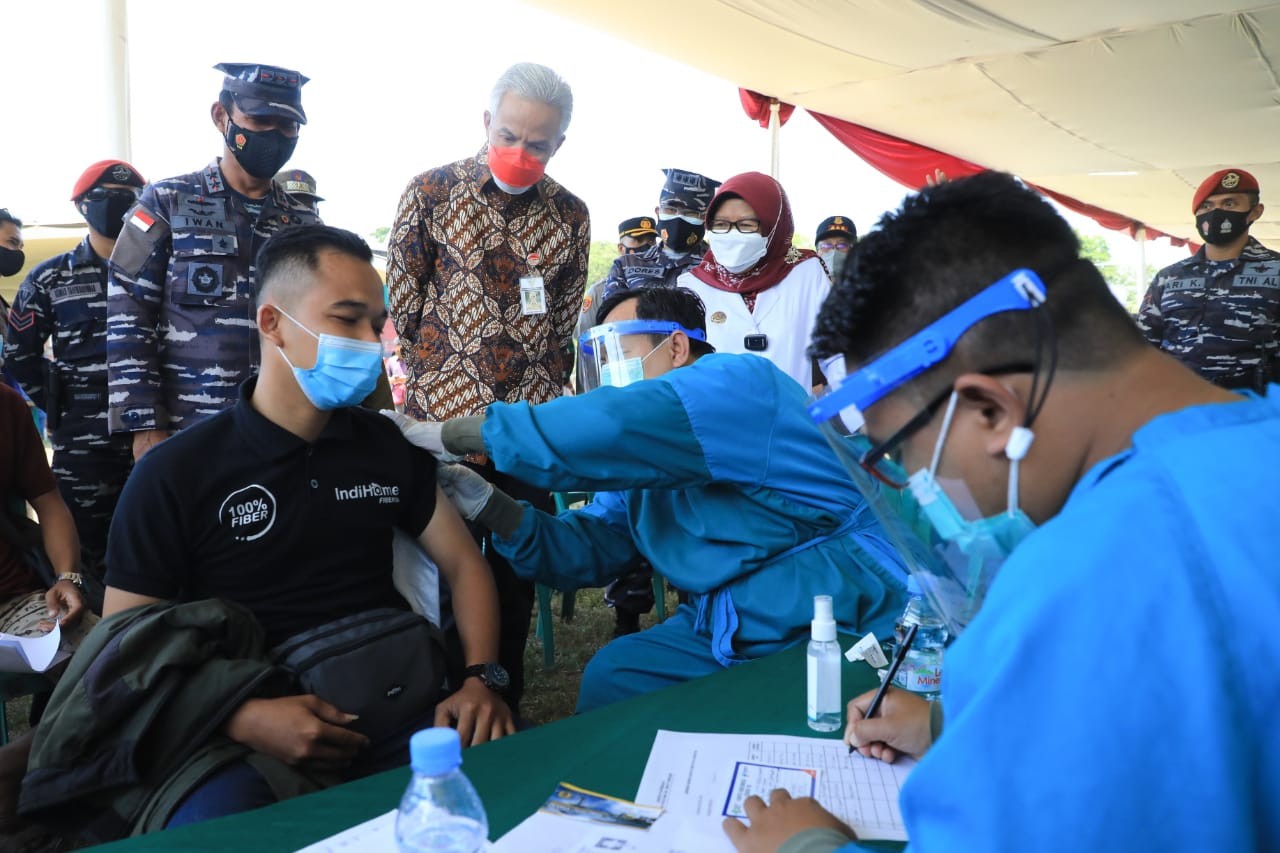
[
  {"xmin": 396, "ymin": 728, "xmax": 488, "ymax": 852},
  {"xmin": 893, "ymin": 577, "xmax": 948, "ymax": 701},
  {"xmin": 806, "ymin": 594, "xmax": 842, "ymax": 732}
]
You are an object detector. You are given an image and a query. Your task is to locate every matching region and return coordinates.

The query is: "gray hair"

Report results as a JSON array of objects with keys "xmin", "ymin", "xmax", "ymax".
[{"xmin": 488, "ymin": 63, "xmax": 574, "ymax": 136}]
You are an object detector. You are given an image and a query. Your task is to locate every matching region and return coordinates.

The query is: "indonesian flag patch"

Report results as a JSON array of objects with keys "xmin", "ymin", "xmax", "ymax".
[{"xmin": 130, "ymin": 209, "xmax": 156, "ymax": 232}]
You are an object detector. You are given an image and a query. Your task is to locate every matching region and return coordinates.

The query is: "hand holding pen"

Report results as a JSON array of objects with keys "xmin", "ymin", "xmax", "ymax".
[{"xmin": 845, "ymin": 625, "xmax": 935, "ymax": 764}]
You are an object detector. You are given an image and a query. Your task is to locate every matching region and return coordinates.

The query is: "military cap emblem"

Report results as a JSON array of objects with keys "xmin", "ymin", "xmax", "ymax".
[
  {"xmin": 1222, "ymin": 172, "xmax": 1240, "ymax": 189},
  {"xmin": 111, "ymin": 165, "xmax": 131, "ymax": 182},
  {"xmin": 834, "ymin": 217, "xmax": 844, "ymax": 226},
  {"xmin": 642, "ymin": 219, "xmax": 652, "ymax": 229}
]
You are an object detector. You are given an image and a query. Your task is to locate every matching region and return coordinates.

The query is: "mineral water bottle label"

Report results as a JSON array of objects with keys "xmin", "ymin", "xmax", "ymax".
[{"xmin": 903, "ymin": 663, "xmax": 942, "ymax": 693}]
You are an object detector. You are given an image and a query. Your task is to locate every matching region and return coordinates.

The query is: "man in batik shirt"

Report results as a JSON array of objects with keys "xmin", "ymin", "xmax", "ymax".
[{"xmin": 386, "ymin": 62, "xmax": 589, "ymax": 713}]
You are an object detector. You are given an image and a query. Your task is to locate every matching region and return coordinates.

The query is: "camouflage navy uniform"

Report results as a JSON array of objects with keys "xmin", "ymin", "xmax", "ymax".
[
  {"xmin": 573, "ymin": 245, "xmax": 705, "ymax": 393},
  {"xmin": 1137, "ymin": 236, "xmax": 1280, "ymax": 391},
  {"xmin": 106, "ymin": 160, "xmax": 320, "ymax": 433},
  {"xmin": 4, "ymin": 237, "xmax": 132, "ymax": 560}
]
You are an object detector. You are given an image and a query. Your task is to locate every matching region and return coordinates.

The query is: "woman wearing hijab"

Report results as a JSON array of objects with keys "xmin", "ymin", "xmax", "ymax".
[{"xmin": 677, "ymin": 172, "xmax": 832, "ymax": 390}]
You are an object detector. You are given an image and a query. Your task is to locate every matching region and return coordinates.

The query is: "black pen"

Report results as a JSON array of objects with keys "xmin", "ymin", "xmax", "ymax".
[{"xmin": 849, "ymin": 623, "xmax": 918, "ymax": 754}]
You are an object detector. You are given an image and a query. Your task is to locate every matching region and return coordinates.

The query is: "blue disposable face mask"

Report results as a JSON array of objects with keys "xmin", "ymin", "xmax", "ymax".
[
  {"xmin": 274, "ymin": 308, "xmax": 384, "ymax": 410},
  {"xmin": 907, "ymin": 390, "xmax": 1037, "ymax": 559},
  {"xmin": 599, "ymin": 336, "xmax": 669, "ymax": 389}
]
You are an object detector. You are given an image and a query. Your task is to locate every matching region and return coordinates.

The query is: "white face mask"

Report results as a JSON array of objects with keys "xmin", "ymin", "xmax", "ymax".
[{"xmin": 708, "ymin": 230, "xmax": 768, "ymax": 273}]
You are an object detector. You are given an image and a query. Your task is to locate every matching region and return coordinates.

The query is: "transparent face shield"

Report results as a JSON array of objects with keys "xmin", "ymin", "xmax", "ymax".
[
  {"xmin": 808, "ymin": 268, "xmax": 1055, "ymax": 637},
  {"xmin": 578, "ymin": 319, "xmax": 709, "ymax": 392}
]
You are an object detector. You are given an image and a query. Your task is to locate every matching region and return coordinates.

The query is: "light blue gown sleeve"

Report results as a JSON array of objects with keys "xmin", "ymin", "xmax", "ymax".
[
  {"xmin": 898, "ymin": 463, "xmax": 1260, "ymax": 851},
  {"xmin": 492, "ymin": 490, "xmax": 641, "ymax": 590},
  {"xmin": 482, "ymin": 380, "xmax": 712, "ymax": 493},
  {"xmin": 481, "ymin": 356, "xmax": 786, "ymax": 494}
]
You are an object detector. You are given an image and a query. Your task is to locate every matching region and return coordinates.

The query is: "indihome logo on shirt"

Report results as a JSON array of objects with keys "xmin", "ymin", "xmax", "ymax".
[{"xmin": 334, "ymin": 482, "xmax": 401, "ymax": 505}]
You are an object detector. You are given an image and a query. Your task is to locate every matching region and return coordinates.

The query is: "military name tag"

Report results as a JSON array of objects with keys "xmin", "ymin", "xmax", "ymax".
[
  {"xmin": 50, "ymin": 282, "xmax": 102, "ymax": 303},
  {"xmin": 1163, "ymin": 277, "xmax": 1204, "ymax": 294},
  {"xmin": 520, "ymin": 275, "xmax": 547, "ymax": 316},
  {"xmin": 1234, "ymin": 262, "xmax": 1280, "ymax": 289}
]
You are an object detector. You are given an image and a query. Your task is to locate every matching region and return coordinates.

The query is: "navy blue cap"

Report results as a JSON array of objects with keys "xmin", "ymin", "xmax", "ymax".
[
  {"xmin": 618, "ymin": 216, "xmax": 658, "ymax": 239},
  {"xmin": 816, "ymin": 215, "xmax": 857, "ymax": 244},
  {"xmin": 660, "ymin": 168, "xmax": 720, "ymax": 213},
  {"xmin": 215, "ymin": 62, "xmax": 309, "ymax": 125}
]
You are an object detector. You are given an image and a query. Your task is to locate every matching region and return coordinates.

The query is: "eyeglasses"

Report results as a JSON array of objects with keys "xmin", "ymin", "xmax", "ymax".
[
  {"xmin": 82, "ymin": 187, "xmax": 141, "ymax": 202},
  {"xmin": 853, "ymin": 362, "xmax": 1037, "ymax": 489},
  {"xmin": 708, "ymin": 219, "xmax": 761, "ymax": 234},
  {"xmin": 657, "ymin": 205, "xmax": 702, "ymax": 220},
  {"xmin": 818, "ymin": 241, "xmax": 851, "ymax": 252}
]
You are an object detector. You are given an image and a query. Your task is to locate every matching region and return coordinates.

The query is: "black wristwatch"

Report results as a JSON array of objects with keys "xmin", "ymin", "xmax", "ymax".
[{"xmin": 462, "ymin": 663, "xmax": 510, "ymax": 695}]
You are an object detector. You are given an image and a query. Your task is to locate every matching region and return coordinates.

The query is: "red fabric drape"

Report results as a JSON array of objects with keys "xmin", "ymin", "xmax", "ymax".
[
  {"xmin": 808, "ymin": 111, "xmax": 1191, "ymax": 248},
  {"xmin": 739, "ymin": 88, "xmax": 796, "ymax": 128}
]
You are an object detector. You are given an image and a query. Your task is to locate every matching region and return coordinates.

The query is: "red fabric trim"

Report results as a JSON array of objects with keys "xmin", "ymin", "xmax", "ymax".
[
  {"xmin": 739, "ymin": 88, "xmax": 796, "ymax": 128},
  {"xmin": 807, "ymin": 111, "xmax": 1191, "ymax": 249}
]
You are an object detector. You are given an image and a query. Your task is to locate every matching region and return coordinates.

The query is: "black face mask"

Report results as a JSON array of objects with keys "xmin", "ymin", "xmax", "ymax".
[
  {"xmin": 1196, "ymin": 207, "xmax": 1253, "ymax": 246},
  {"xmin": 224, "ymin": 119, "xmax": 298, "ymax": 179},
  {"xmin": 0, "ymin": 246, "xmax": 24, "ymax": 277},
  {"xmin": 82, "ymin": 190, "xmax": 138, "ymax": 239},
  {"xmin": 658, "ymin": 217, "xmax": 705, "ymax": 252}
]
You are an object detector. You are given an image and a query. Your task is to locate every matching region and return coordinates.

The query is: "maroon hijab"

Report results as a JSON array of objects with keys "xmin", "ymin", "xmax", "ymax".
[{"xmin": 690, "ymin": 171, "xmax": 816, "ymax": 295}]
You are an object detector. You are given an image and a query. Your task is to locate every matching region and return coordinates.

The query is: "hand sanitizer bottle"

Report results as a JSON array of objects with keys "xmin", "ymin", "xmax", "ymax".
[{"xmin": 806, "ymin": 595, "xmax": 842, "ymax": 732}]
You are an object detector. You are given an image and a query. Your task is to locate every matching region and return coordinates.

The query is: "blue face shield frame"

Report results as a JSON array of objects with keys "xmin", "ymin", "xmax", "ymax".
[{"xmin": 809, "ymin": 267, "xmax": 1052, "ymax": 637}]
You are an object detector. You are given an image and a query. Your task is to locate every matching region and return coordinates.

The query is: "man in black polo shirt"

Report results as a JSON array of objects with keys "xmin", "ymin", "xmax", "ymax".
[{"xmin": 101, "ymin": 225, "xmax": 512, "ymax": 824}]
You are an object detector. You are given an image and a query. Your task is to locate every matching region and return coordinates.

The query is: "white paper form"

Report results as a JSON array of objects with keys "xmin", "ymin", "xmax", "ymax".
[
  {"xmin": 636, "ymin": 730, "xmax": 914, "ymax": 842},
  {"xmin": 0, "ymin": 623, "xmax": 64, "ymax": 674}
]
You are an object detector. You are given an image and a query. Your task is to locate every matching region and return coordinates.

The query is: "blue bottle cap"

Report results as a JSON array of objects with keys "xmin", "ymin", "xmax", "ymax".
[{"xmin": 409, "ymin": 727, "xmax": 462, "ymax": 775}]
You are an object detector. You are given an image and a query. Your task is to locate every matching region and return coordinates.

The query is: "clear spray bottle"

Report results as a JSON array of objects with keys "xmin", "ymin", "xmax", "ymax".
[{"xmin": 806, "ymin": 594, "xmax": 842, "ymax": 732}]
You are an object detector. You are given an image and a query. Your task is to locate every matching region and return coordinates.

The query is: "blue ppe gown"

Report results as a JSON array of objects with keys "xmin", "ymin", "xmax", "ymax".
[
  {"xmin": 831, "ymin": 390, "xmax": 1280, "ymax": 852},
  {"xmin": 482, "ymin": 353, "xmax": 910, "ymax": 711}
]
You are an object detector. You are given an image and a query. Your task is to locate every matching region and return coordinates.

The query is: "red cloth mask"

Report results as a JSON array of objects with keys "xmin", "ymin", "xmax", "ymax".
[{"xmin": 488, "ymin": 145, "xmax": 546, "ymax": 190}]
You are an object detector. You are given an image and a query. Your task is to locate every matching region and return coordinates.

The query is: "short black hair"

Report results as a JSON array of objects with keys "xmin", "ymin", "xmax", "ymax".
[
  {"xmin": 0, "ymin": 208, "xmax": 23, "ymax": 230},
  {"xmin": 810, "ymin": 171, "xmax": 1146, "ymax": 399},
  {"xmin": 257, "ymin": 224, "xmax": 374, "ymax": 305},
  {"xmin": 594, "ymin": 287, "xmax": 715, "ymax": 358}
]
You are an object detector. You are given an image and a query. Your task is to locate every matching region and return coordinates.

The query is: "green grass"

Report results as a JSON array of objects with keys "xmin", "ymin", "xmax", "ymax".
[
  {"xmin": 521, "ymin": 585, "xmax": 680, "ymax": 725},
  {"xmin": 0, "ymin": 587, "xmax": 680, "ymax": 742}
]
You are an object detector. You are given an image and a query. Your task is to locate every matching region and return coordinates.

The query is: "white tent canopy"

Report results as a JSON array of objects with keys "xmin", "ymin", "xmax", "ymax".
[{"xmin": 527, "ymin": 1, "xmax": 1280, "ymax": 245}]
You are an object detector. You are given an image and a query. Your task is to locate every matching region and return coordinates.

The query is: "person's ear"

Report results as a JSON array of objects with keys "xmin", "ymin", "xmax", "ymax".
[
  {"xmin": 482, "ymin": 110, "xmax": 491, "ymax": 137},
  {"xmin": 669, "ymin": 332, "xmax": 693, "ymax": 368},
  {"xmin": 76, "ymin": 201, "xmax": 88, "ymax": 219},
  {"xmin": 258, "ymin": 303, "xmax": 286, "ymax": 349},
  {"xmin": 211, "ymin": 101, "xmax": 228, "ymax": 135},
  {"xmin": 1249, "ymin": 201, "xmax": 1265, "ymax": 224},
  {"xmin": 951, "ymin": 373, "xmax": 1028, "ymax": 460}
]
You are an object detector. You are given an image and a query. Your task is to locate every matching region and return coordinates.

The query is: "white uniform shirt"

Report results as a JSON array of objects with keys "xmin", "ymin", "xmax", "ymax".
[{"xmin": 677, "ymin": 256, "xmax": 831, "ymax": 390}]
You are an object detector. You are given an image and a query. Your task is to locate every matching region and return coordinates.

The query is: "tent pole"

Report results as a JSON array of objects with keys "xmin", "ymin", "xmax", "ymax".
[
  {"xmin": 769, "ymin": 99, "xmax": 781, "ymax": 179},
  {"xmin": 104, "ymin": 0, "xmax": 132, "ymax": 161},
  {"xmin": 1135, "ymin": 226, "xmax": 1147, "ymax": 312}
]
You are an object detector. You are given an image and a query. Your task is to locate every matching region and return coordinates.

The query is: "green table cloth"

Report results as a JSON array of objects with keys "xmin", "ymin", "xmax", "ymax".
[{"xmin": 93, "ymin": 638, "xmax": 898, "ymax": 851}]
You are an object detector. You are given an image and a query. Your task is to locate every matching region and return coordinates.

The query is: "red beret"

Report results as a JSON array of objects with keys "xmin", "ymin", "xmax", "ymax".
[
  {"xmin": 71, "ymin": 160, "xmax": 146, "ymax": 201},
  {"xmin": 1192, "ymin": 168, "xmax": 1259, "ymax": 212}
]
